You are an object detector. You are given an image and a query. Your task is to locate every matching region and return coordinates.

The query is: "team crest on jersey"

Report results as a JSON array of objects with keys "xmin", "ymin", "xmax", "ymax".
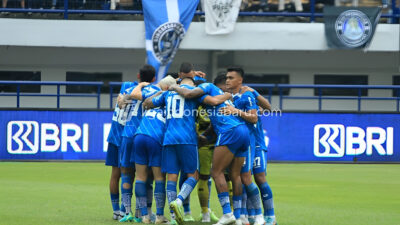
[
  {"xmin": 152, "ymin": 22, "xmax": 185, "ymax": 65},
  {"xmin": 335, "ymin": 10, "xmax": 372, "ymax": 48}
]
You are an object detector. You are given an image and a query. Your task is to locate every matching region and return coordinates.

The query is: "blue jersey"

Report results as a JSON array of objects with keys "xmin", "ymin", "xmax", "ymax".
[
  {"xmin": 135, "ymin": 85, "xmax": 166, "ymax": 145},
  {"xmin": 152, "ymin": 84, "xmax": 200, "ymax": 146},
  {"xmin": 198, "ymin": 83, "xmax": 243, "ymax": 134},
  {"xmin": 232, "ymin": 91, "xmax": 258, "ymax": 135},
  {"xmin": 107, "ymin": 81, "xmax": 135, "ymax": 146},
  {"xmin": 122, "ymin": 84, "xmax": 160, "ymax": 138},
  {"xmin": 252, "ymin": 90, "xmax": 268, "ymax": 151}
]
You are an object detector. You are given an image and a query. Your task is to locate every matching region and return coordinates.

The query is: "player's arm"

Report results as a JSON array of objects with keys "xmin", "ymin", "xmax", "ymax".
[
  {"xmin": 241, "ymin": 86, "xmax": 271, "ymax": 111},
  {"xmin": 143, "ymin": 91, "xmax": 163, "ymax": 109},
  {"xmin": 169, "ymin": 84, "xmax": 205, "ymax": 99},
  {"xmin": 220, "ymin": 105, "xmax": 258, "ymax": 124},
  {"xmin": 202, "ymin": 92, "xmax": 232, "ymax": 106},
  {"xmin": 127, "ymin": 82, "xmax": 150, "ymax": 101}
]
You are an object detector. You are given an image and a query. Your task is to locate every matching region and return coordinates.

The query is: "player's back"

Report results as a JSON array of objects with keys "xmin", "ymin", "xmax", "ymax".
[
  {"xmin": 123, "ymin": 84, "xmax": 159, "ymax": 137},
  {"xmin": 163, "ymin": 84, "xmax": 199, "ymax": 146},
  {"xmin": 135, "ymin": 85, "xmax": 165, "ymax": 144},
  {"xmin": 232, "ymin": 91, "xmax": 258, "ymax": 135},
  {"xmin": 198, "ymin": 82, "xmax": 243, "ymax": 134},
  {"xmin": 108, "ymin": 81, "xmax": 136, "ymax": 145}
]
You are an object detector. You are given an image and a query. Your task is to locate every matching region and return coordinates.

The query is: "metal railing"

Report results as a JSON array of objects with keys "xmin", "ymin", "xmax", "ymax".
[
  {"xmin": 0, "ymin": 81, "xmax": 103, "ymax": 108},
  {"xmin": 246, "ymin": 83, "xmax": 400, "ymax": 111},
  {"xmin": 1, "ymin": 81, "xmax": 399, "ymax": 111},
  {"xmin": 0, "ymin": 0, "xmax": 398, "ymax": 23}
]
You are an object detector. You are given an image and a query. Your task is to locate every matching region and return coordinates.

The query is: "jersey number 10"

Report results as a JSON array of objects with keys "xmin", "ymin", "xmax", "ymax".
[{"xmin": 167, "ymin": 95, "xmax": 185, "ymax": 119}]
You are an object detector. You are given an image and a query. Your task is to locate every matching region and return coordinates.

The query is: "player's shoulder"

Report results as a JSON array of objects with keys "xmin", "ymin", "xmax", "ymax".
[
  {"xmin": 180, "ymin": 84, "xmax": 195, "ymax": 90},
  {"xmin": 242, "ymin": 90, "xmax": 256, "ymax": 99},
  {"xmin": 144, "ymin": 84, "xmax": 161, "ymax": 92}
]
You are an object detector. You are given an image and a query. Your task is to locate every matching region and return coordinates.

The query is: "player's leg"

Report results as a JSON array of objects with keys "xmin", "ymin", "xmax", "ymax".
[
  {"xmin": 146, "ymin": 170, "xmax": 155, "ymax": 222},
  {"xmin": 147, "ymin": 136, "xmax": 168, "ymax": 224},
  {"xmin": 211, "ymin": 145, "xmax": 237, "ymax": 225},
  {"xmin": 162, "ymin": 145, "xmax": 180, "ymax": 224},
  {"xmin": 254, "ymin": 150, "xmax": 276, "ymax": 225},
  {"xmin": 105, "ymin": 143, "xmax": 122, "ymax": 220},
  {"xmin": 197, "ymin": 146, "xmax": 218, "ymax": 222},
  {"xmin": 171, "ymin": 145, "xmax": 199, "ymax": 225},
  {"xmin": 119, "ymin": 137, "xmax": 135, "ymax": 222},
  {"xmin": 240, "ymin": 137, "xmax": 264, "ymax": 225},
  {"xmin": 178, "ymin": 173, "xmax": 192, "ymax": 221},
  {"xmin": 133, "ymin": 134, "xmax": 151, "ymax": 223}
]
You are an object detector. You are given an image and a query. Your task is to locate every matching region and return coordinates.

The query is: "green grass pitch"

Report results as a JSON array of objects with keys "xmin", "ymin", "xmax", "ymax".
[{"xmin": 0, "ymin": 162, "xmax": 399, "ymax": 225}]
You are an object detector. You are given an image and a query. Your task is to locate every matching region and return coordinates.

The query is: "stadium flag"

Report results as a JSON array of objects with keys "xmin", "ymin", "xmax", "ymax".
[
  {"xmin": 143, "ymin": 0, "xmax": 199, "ymax": 81},
  {"xmin": 204, "ymin": 0, "xmax": 241, "ymax": 35},
  {"xmin": 324, "ymin": 6, "xmax": 382, "ymax": 49}
]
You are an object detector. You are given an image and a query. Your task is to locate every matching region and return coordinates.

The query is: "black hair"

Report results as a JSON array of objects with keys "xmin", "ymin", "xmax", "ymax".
[
  {"xmin": 140, "ymin": 64, "xmax": 156, "ymax": 82},
  {"xmin": 168, "ymin": 72, "xmax": 179, "ymax": 79},
  {"xmin": 179, "ymin": 62, "xmax": 193, "ymax": 74},
  {"xmin": 194, "ymin": 80, "xmax": 205, "ymax": 86},
  {"xmin": 227, "ymin": 67, "xmax": 244, "ymax": 78},
  {"xmin": 213, "ymin": 74, "xmax": 227, "ymax": 85}
]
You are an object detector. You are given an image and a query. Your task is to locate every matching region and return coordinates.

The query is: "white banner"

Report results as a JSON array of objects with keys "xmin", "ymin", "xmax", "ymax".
[{"xmin": 204, "ymin": 0, "xmax": 241, "ymax": 35}]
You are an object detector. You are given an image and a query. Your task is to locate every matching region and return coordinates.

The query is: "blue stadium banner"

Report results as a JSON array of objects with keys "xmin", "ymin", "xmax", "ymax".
[
  {"xmin": 262, "ymin": 112, "xmax": 400, "ymax": 162},
  {"xmin": 143, "ymin": 0, "xmax": 199, "ymax": 81},
  {"xmin": 0, "ymin": 110, "xmax": 113, "ymax": 161},
  {"xmin": 324, "ymin": 6, "xmax": 381, "ymax": 49},
  {"xmin": 0, "ymin": 110, "xmax": 399, "ymax": 162}
]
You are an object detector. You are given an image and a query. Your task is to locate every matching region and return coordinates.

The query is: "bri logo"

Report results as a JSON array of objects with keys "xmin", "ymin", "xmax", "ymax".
[
  {"xmin": 7, "ymin": 121, "xmax": 89, "ymax": 154},
  {"xmin": 313, "ymin": 124, "xmax": 394, "ymax": 158}
]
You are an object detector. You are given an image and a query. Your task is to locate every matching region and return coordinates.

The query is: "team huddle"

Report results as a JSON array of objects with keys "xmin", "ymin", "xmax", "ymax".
[{"xmin": 105, "ymin": 63, "xmax": 277, "ymax": 225}]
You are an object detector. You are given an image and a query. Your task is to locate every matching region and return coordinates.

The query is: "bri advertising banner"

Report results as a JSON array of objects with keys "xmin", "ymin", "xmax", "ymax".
[{"xmin": 0, "ymin": 110, "xmax": 399, "ymax": 162}]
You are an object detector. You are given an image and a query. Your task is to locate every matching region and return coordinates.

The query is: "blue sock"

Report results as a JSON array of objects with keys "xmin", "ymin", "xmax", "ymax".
[
  {"xmin": 154, "ymin": 181, "xmax": 166, "ymax": 216},
  {"xmin": 110, "ymin": 193, "xmax": 120, "ymax": 213},
  {"xmin": 178, "ymin": 174, "xmax": 191, "ymax": 213},
  {"xmin": 241, "ymin": 186, "xmax": 248, "ymax": 216},
  {"xmin": 146, "ymin": 178, "xmax": 154, "ymax": 211},
  {"xmin": 218, "ymin": 192, "xmax": 232, "ymax": 215},
  {"xmin": 135, "ymin": 180, "xmax": 148, "ymax": 216},
  {"xmin": 245, "ymin": 183, "xmax": 262, "ymax": 216},
  {"xmin": 207, "ymin": 178, "xmax": 212, "ymax": 209},
  {"xmin": 121, "ymin": 173, "xmax": 133, "ymax": 214},
  {"xmin": 120, "ymin": 201, "xmax": 126, "ymax": 214},
  {"xmin": 233, "ymin": 195, "xmax": 242, "ymax": 219},
  {"xmin": 177, "ymin": 177, "xmax": 197, "ymax": 204},
  {"xmin": 260, "ymin": 182, "xmax": 275, "ymax": 216},
  {"xmin": 247, "ymin": 196, "xmax": 255, "ymax": 217},
  {"xmin": 167, "ymin": 181, "xmax": 177, "ymax": 217}
]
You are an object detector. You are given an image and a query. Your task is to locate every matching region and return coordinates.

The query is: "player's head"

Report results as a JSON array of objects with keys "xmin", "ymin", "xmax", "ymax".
[
  {"xmin": 226, "ymin": 67, "xmax": 244, "ymax": 91},
  {"xmin": 138, "ymin": 64, "xmax": 156, "ymax": 83},
  {"xmin": 180, "ymin": 77, "xmax": 195, "ymax": 86},
  {"xmin": 168, "ymin": 72, "xmax": 179, "ymax": 79},
  {"xmin": 214, "ymin": 73, "xmax": 227, "ymax": 92},
  {"xmin": 158, "ymin": 75, "xmax": 177, "ymax": 91},
  {"xmin": 179, "ymin": 62, "xmax": 195, "ymax": 79}
]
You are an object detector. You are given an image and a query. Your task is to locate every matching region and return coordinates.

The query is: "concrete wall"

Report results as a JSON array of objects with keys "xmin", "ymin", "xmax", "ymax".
[{"xmin": 0, "ymin": 19, "xmax": 398, "ymax": 111}]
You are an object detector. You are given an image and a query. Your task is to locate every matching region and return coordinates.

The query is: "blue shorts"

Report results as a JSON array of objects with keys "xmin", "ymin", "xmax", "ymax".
[
  {"xmin": 216, "ymin": 124, "xmax": 250, "ymax": 157},
  {"xmin": 253, "ymin": 147, "xmax": 267, "ymax": 175},
  {"xmin": 133, "ymin": 134, "xmax": 162, "ymax": 167},
  {"xmin": 162, "ymin": 144, "xmax": 199, "ymax": 174},
  {"xmin": 119, "ymin": 137, "xmax": 135, "ymax": 168},
  {"xmin": 105, "ymin": 143, "xmax": 119, "ymax": 167},
  {"xmin": 241, "ymin": 134, "xmax": 256, "ymax": 173}
]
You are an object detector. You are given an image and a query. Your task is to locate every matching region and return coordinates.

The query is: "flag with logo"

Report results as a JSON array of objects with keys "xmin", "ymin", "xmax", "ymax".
[
  {"xmin": 324, "ymin": 6, "xmax": 381, "ymax": 49},
  {"xmin": 143, "ymin": 0, "xmax": 199, "ymax": 81},
  {"xmin": 204, "ymin": 0, "xmax": 241, "ymax": 35}
]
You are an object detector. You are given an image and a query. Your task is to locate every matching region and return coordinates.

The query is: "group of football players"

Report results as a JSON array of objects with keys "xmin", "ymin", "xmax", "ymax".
[{"xmin": 105, "ymin": 62, "xmax": 277, "ymax": 225}]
